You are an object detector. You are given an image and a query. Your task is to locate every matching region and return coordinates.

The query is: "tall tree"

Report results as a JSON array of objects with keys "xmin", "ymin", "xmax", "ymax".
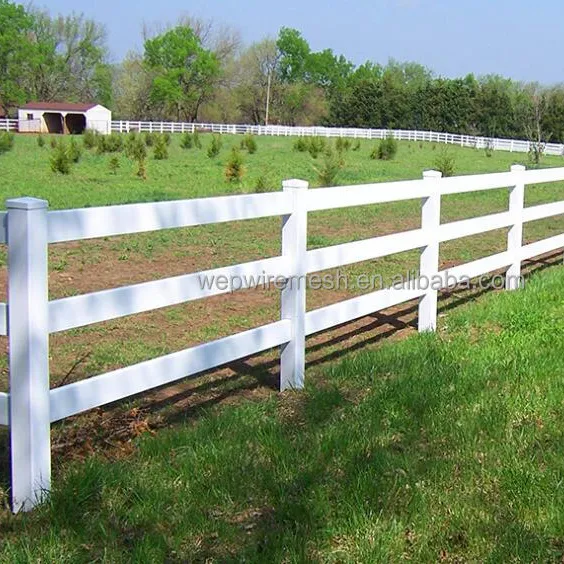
[{"xmin": 144, "ymin": 26, "xmax": 220, "ymax": 121}]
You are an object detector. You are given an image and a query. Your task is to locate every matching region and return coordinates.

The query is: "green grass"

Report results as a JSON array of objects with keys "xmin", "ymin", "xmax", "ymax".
[{"xmin": 2, "ymin": 266, "xmax": 564, "ymax": 561}]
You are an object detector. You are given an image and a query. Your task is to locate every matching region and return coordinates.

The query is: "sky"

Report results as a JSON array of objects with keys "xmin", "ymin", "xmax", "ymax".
[{"xmin": 40, "ymin": 0, "xmax": 564, "ymax": 84}]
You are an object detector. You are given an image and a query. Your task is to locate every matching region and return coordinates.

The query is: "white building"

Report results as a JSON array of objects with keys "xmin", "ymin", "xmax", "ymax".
[{"xmin": 18, "ymin": 102, "xmax": 112, "ymax": 135}]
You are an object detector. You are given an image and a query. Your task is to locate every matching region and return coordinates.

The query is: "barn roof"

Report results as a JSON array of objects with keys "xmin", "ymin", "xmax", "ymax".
[{"xmin": 21, "ymin": 102, "xmax": 100, "ymax": 112}]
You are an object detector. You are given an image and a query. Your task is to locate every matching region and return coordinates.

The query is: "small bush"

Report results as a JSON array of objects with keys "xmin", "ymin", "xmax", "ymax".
[
  {"xmin": 180, "ymin": 132, "xmax": 193, "ymax": 149},
  {"xmin": 153, "ymin": 135, "xmax": 169, "ymax": 160},
  {"xmin": 49, "ymin": 137, "xmax": 58, "ymax": 149},
  {"xmin": 83, "ymin": 129, "xmax": 99, "ymax": 149},
  {"xmin": 207, "ymin": 135, "xmax": 222, "ymax": 158},
  {"xmin": 308, "ymin": 137, "xmax": 326, "ymax": 159},
  {"xmin": 125, "ymin": 131, "xmax": 142, "ymax": 158},
  {"xmin": 254, "ymin": 175, "xmax": 270, "ymax": 193},
  {"xmin": 352, "ymin": 140, "xmax": 361, "ymax": 151},
  {"xmin": 37, "ymin": 135, "xmax": 45, "ymax": 148},
  {"xmin": 485, "ymin": 139, "xmax": 494, "ymax": 158},
  {"xmin": 50, "ymin": 142, "xmax": 71, "ymax": 174},
  {"xmin": 143, "ymin": 132, "xmax": 156, "ymax": 147},
  {"xmin": 163, "ymin": 132, "xmax": 172, "ymax": 146},
  {"xmin": 126, "ymin": 136, "xmax": 146, "ymax": 161},
  {"xmin": 68, "ymin": 137, "xmax": 82, "ymax": 163},
  {"xmin": 109, "ymin": 155, "xmax": 120, "ymax": 175},
  {"xmin": 433, "ymin": 149, "xmax": 456, "ymax": 177},
  {"xmin": 293, "ymin": 137, "xmax": 308, "ymax": 152},
  {"xmin": 136, "ymin": 157, "xmax": 147, "ymax": 180},
  {"xmin": 240, "ymin": 134, "xmax": 257, "ymax": 154},
  {"xmin": 373, "ymin": 136, "xmax": 398, "ymax": 160},
  {"xmin": 193, "ymin": 130, "xmax": 202, "ymax": 149},
  {"xmin": 529, "ymin": 142, "xmax": 544, "ymax": 167},
  {"xmin": 314, "ymin": 148, "xmax": 344, "ymax": 187},
  {"xmin": 225, "ymin": 147, "xmax": 245, "ymax": 183},
  {"xmin": 335, "ymin": 137, "xmax": 351, "ymax": 153},
  {"xmin": 97, "ymin": 133, "xmax": 123, "ymax": 154}
]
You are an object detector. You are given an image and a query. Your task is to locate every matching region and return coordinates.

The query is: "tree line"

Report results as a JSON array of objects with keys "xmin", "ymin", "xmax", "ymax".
[{"xmin": 2, "ymin": 0, "xmax": 564, "ymax": 143}]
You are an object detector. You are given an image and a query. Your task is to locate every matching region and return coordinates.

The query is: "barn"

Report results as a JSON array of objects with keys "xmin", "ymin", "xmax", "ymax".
[{"xmin": 17, "ymin": 102, "xmax": 112, "ymax": 135}]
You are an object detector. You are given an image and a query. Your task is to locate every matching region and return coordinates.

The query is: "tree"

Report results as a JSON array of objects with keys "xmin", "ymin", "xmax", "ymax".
[
  {"xmin": 27, "ymin": 10, "xmax": 111, "ymax": 105},
  {"xmin": 276, "ymin": 27, "xmax": 310, "ymax": 83},
  {"xmin": 0, "ymin": 0, "xmax": 35, "ymax": 114},
  {"xmin": 144, "ymin": 26, "xmax": 220, "ymax": 121}
]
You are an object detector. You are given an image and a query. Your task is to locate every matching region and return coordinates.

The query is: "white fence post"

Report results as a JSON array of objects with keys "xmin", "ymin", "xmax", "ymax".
[
  {"xmin": 418, "ymin": 170, "xmax": 442, "ymax": 332},
  {"xmin": 506, "ymin": 165, "xmax": 526, "ymax": 290},
  {"xmin": 7, "ymin": 197, "xmax": 50, "ymax": 512},
  {"xmin": 280, "ymin": 179, "xmax": 308, "ymax": 391}
]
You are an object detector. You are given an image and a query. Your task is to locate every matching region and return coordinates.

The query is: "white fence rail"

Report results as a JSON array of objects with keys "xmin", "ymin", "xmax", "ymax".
[
  {"xmin": 2, "ymin": 165, "xmax": 564, "ymax": 512},
  {"xmin": 2, "ymin": 117, "xmax": 564, "ymax": 156}
]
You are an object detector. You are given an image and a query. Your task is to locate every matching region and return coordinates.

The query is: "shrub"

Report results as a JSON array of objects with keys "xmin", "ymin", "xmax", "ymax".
[
  {"xmin": 352, "ymin": 140, "xmax": 361, "ymax": 151},
  {"xmin": 109, "ymin": 155, "xmax": 120, "ymax": 175},
  {"xmin": 83, "ymin": 129, "xmax": 99, "ymax": 149},
  {"xmin": 153, "ymin": 134, "xmax": 169, "ymax": 160},
  {"xmin": 193, "ymin": 130, "xmax": 202, "ymax": 149},
  {"xmin": 433, "ymin": 149, "xmax": 456, "ymax": 177},
  {"xmin": 136, "ymin": 157, "xmax": 147, "ymax": 180},
  {"xmin": 225, "ymin": 147, "xmax": 245, "ymax": 183},
  {"xmin": 308, "ymin": 137, "xmax": 326, "ymax": 159},
  {"xmin": 50, "ymin": 136, "xmax": 58, "ymax": 149},
  {"xmin": 126, "ymin": 136, "xmax": 146, "ymax": 161},
  {"xmin": 240, "ymin": 134, "xmax": 257, "ymax": 154},
  {"xmin": 0, "ymin": 132, "xmax": 15, "ymax": 154},
  {"xmin": 163, "ymin": 132, "xmax": 172, "ymax": 146},
  {"xmin": 293, "ymin": 137, "xmax": 308, "ymax": 152},
  {"xmin": 97, "ymin": 133, "xmax": 123, "ymax": 154},
  {"xmin": 529, "ymin": 142, "xmax": 544, "ymax": 167},
  {"xmin": 207, "ymin": 135, "xmax": 222, "ymax": 158},
  {"xmin": 143, "ymin": 132, "xmax": 156, "ymax": 147},
  {"xmin": 125, "ymin": 131, "xmax": 142, "ymax": 157},
  {"xmin": 50, "ymin": 142, "xmax": 71, "ymax": 174},
  {"xmin": 485, "ymin": 139, "xmax": 494, "ymax": 158},
  {"xmin": 37, "ymin": 135, "xmax": 45, "ymax": 148},
  {"xmin": 254, "ymin": 175, "xmax": 270, "ymax": 193},
  {"xmin": 314, "ymin": 148, "xmax": 344, "ymax": 187},
  {"xmin": 180, "ymin": 132, "xmax": 193, "ymax": 149},
  {"xmin": 373, "ymin": 135, "xmax": 398, "ymax": 160},
  {"xmin": 68, "ymin": 137, "xmax": 82, "ymax": 163},
  {"xmin": 335, "ymin": 137, "xmax": 351, "ymax": 153}
]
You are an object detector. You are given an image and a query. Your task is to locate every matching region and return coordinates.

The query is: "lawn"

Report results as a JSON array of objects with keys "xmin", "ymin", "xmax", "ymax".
[
  {"xmin": 1, "ymin": 260, "xmax": 564, "ymax": 561},
  {"xmin": 0, "ymin": 133, "xmax": 564, "ymax": 559}
]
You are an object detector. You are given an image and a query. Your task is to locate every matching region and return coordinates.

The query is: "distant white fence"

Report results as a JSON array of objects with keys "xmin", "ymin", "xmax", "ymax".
[
  {"xmin": 111, "ymin": 120, "xmax": 564, "ymax": 157},
  {"xmin": 2, "ymin": 165, "xmax": 564, "ymax": 512},
  {"xmin": 2, "ymin": 116, "xmax": 564, "ymax": 156}
]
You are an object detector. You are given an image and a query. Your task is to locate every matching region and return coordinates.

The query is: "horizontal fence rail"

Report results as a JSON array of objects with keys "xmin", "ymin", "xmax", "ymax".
[
  {"xmin": 2, "ymin": 164, "xmax": 564, "ymax": 512},
  {"xmin": 2, "ymin": 117, "xmax": 564, "ymax": 156}
]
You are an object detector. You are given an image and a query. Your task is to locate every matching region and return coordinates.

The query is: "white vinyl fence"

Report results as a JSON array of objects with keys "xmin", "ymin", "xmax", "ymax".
[
  {"xmin": 2, "ymin": 117, "xmax": 564, "ymax": 156},
  {"xmin": 2, "ymin": 165, "xmax": 564, "ymax": 512}
]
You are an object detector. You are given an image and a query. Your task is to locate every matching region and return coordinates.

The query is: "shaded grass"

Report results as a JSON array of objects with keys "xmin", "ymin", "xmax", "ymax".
[{"xmin": 2, "ymin": 266, "xmax": 564, "ymax": 561}]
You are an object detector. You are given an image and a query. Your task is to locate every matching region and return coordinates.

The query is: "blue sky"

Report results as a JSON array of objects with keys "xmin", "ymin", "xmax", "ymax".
[{"xmin": 40, "ymin": 0, "xmax": 563, "ymax": 83}]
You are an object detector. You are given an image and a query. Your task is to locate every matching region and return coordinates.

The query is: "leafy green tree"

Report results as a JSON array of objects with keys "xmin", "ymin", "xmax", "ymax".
[
  {"xmin": 276, "ymin": 27, "xmax": 310, "ymax": 83},
  {"xmin": 144, "ymin": 26, "xmax": 220, "ymax": 121},
  {"xmin": 0, "ymin": 0, "xmax": 35, "ymax": 114}
]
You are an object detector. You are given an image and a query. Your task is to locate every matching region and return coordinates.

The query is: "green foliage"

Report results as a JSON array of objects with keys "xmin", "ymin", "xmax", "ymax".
[
  {"xmin": 153, "ymin": 134, "xmax": 169, "ymax": 160},
  {"xmin": 180, "ymin": 132, "xmax": 193, "ymax": 149},
  {"xmin": 68, "ymin": 137, "xmax": 82, "ymax": 163},
  {"xmin": 352, "ymin": 139, "xmax": 361, "ymax": 151},
  {"xmin": 97, "ymin": 133, "xmax": 124, "ymax": 154},
  {"xmin": 225, "ymin": 147, "xmax": 245, "ymax": 183},
  {"xmin": 335, "ymin": 137, "xmax": 351, "ymax": 153},
  {"xmin": 144, "ymin": 26, "xmax": 220, "ymax": 121},
  {"xmin": 50, "ymin": 137, "xmax": 58, "ymax": 149},
  {"xmin": 108, "ymin": 155, "xmax": 120, "ymax": 175},
  {"xmin": 37, "ymin": 135, "xmax": 45, "ymax": 148},
  {"xmin": 83, "ymin": 129, "xmax": 99, "ymax": 150},
  {"xmin": 136, "ymin": 157, "xmax": 147, "ymax": 179},
  {"xmin": 193, "ymin": 130, "xmax": 202, "ymax": 149},
  {"xmin": 434, "ymin": 148, "xmax": 456, "ymax": 177},
  {"xmin": 293, "ymin": 137, "xmax": 308, "ymax": 152},
  {"xmin": 372, "ymin": 135, "xmax": 398, "ymax": 160},
  {"xmin": 0, "ymin": 131, "xmax": 15, "ymax": 154},
  {"xmin": 528, "ymin": 142, "xmax": 544, "ymax": 167},
  {"xmin": 307, "ymin": 136, "xmax": 326, "ymax": 159},
  {"xmin": 240, "ymin": 134, "xmax": 257, "ymax": 154},
  {"xmin": 126, "ymin": 136, "xmax": 147, "ymax": 162},
  {"xmin": 207, "ymin": 135, "xmax": 222, "ymax": 158},
  {"xmin": 314, "ymin": 147, "xmax": 344, "ymax": 186},
  {"xmin": 50, "ymin": 142, "xmax": 71, "ymax": 174},
  {"xmin": 254, "ymin": 174, "xmax": 270, "ymax": 193},
  {"xmin": 143, "ymin": 132, "xmax": 156, "ymax": 147}
]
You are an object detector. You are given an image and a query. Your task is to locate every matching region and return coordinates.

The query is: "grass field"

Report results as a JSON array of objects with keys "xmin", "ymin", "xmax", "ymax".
[
  {"xmin": 1, "ymin": 262, "xmax": 564, "ymax": 561},
  {"xmin": 0, "ymin": 133, "xmax": 564, "ymax": 560}
]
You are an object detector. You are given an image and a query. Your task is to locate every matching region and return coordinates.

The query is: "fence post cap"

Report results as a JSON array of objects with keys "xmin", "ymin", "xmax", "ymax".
[
  {"xmin": 511, "ymin": 164, "xmax": 526, "ymax": 172},
  {"xmin": 423, "ymin": 170, "xmax": 442, "ymax": 179},
  {"xmin": 282, "ymin": 179, "xmax": 309, "ymax": 190},
  {"xmin": 6, "ymin": 197, "xmax": 48, "ymax": 210}
]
